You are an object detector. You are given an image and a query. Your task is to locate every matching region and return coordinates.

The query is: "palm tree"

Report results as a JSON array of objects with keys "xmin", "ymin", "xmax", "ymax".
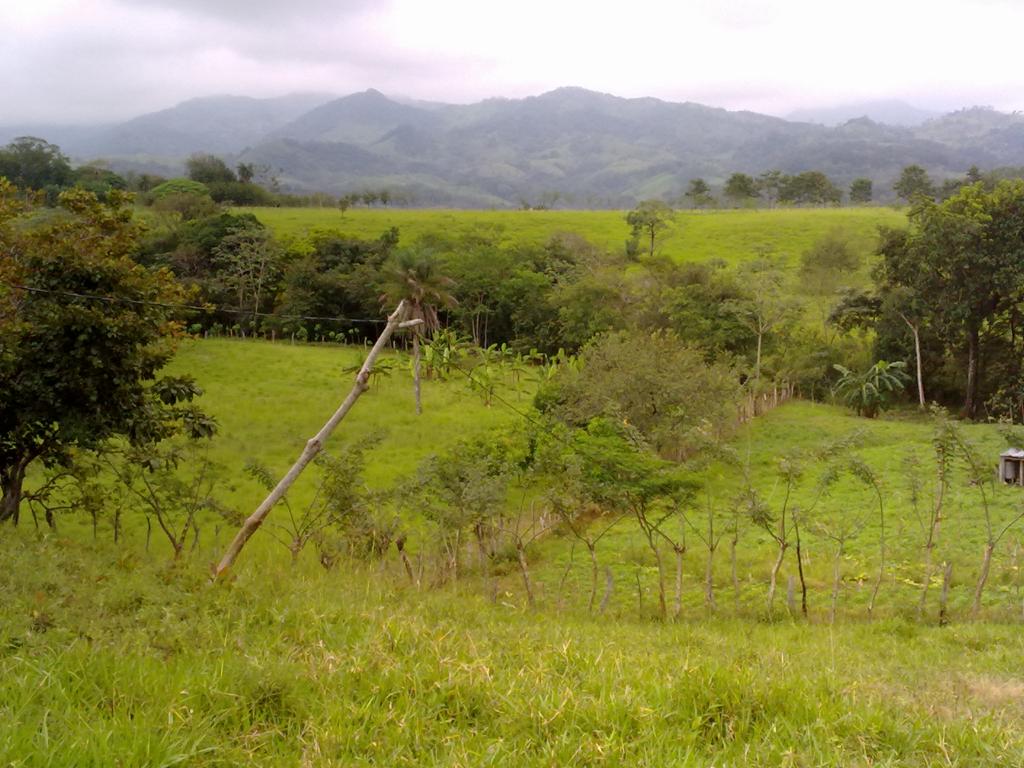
[
  {"xmin": 833, "ymin": 361, "xmax": 910, "ymax": 418},
  {"xmin": 379, "ymin": 248, "xmax": 457, "ymax": 414}
]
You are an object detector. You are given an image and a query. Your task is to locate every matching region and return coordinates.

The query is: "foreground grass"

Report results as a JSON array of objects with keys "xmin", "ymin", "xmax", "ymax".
[
  {"xmin": 239, "ymin": 206, "xmax": 906, "ymax": 266},
  {"xmin": 3, "ymin": 533, "xmax": 1024, "ymax": 767},
  {"xmin": 8, "ymin": 342, "xmax": 1024, "ymax": 764}
]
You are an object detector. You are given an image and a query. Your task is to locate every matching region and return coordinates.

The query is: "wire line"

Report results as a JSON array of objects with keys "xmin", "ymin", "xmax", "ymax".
[{"xmin": 0, "ymin": 281, "xmax": 388, "ymax": 325}]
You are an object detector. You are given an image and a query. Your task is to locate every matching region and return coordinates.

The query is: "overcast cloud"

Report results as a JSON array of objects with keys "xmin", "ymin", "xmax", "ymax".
[{"xmin": 1, "ymin": 0, "xmax": 1022, "ymax": 124}]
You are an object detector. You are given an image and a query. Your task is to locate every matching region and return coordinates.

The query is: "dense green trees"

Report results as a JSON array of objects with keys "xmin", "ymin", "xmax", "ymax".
[
  {"xmin": 724, "ymin": 173, "xmax": 759, "ymax": 206},
  {"xmin": 849, "ymin": 178, "xmax": 873, "ymax": 204},
  {"xmin": 683, "ymin": 178, "xmax": 715, "ymax": 209},
  {"xmin": 876, "ymin": 181, "xmax": 1024, "ymax": 417},
  {"xmin": 273, "ymin": 228, "xmax": 399, "ymax": 340},
  {"xmin": 780, "ymin": 171, "xmax": 842, "ymax": 206},
  {"xmin": 724, "ymin": 173, "xmax": 757, "ymax": 205},
  {"xmin": 0, "ymin": 137, "xmax": 72, "ymax": 195},
  {"xmin": 186, "ymin": 153, "xmax": 237, "ymax": 184},
  {"xmin": 0, "ymin": 183, "xmax": 212, "ymax": 524},
  {"xmin": 185, "ymin": 153, "xmax": 276, "ymax": 204},
  {"xmin": 893, "ymin": 165, "xmax": 935, "ymax": 202},
  {"xmin": 757, "ymin": 170, "xmax": 784, "ymax": 207},
  {"xmin": 538, "ymin": 329, "xmax": 739, "ymax": 458}
]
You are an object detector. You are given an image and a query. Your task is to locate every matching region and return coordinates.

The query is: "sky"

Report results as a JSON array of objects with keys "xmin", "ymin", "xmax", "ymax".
[{"xmin": 2, "ymin": 0, "xmax": 1023, "ymax": 124}]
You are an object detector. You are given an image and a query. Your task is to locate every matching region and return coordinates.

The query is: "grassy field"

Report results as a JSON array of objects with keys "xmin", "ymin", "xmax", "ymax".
[
  {"xmin": 153, "ymin": 339, "xmax": 1024, "ymax": 623},
  {"xmin": 8, "ymin": 337, "xmax": 1024, "ymax": 764},
  {"xmin": 5, "ymin": 532, "xmax": 1024, "ymax": 767},
  {"xmin": 535, "ymin": 400, "xmax": 1024, "ymax": 621},
  {"xmin": 238, "ymin": 206, "xmax": 907, "ymax": 266},
  {"xmin": 164, "ymin": 338, "xmax": 521, "ymax": 501}
]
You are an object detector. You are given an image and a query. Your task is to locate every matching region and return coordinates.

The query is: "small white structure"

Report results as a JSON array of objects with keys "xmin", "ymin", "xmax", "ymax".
[{"xmin": 999, "ymin": 448, "xmax": 1024, "ymax": 486}]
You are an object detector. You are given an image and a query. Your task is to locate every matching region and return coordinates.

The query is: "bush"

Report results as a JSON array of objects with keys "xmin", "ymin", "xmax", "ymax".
[
  {"xmin": 147, "ymin": 178, "xmax": 211, "ymax": 200},
  {"xmin": 206, "ymin": 181, "xmax": 275, "ymax": 206}
]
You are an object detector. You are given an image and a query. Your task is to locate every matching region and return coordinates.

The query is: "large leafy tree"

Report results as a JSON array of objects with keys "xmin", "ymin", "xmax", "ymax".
[
  {"xmin": 723, "ymin": 173, "xmax": 759, "ymax": 206},
  {"xmin": 779, "ymin": 171, "xmax": 842, "ymax": 206},
  {"xmin": 0, "ymin": 137, "xmax": 72, "ymax": 194},
  {"xmin": 893, "ymin": 164, "xmax": 935, "ymax": 203},
  {"xmin": 539, "ymin": 329, "xmax": 739, "ymax": 459},
  {"xmin": 877, "ymin": 181, "xmax": 1024, "ymax": 416},
  {"xmin": 378, "ymin": 248, "xmax": 456, "ymax": 415},
  {"xmin": 186, "ymin": 153, "xmax": 237, "ymax": 185},
  {"xmin": 0, "ymin": 182, "xmax": 212, "ymax": 524},
  {"xmin": 849, "ymin": 177, "xmax": 873, "ymax": 204},
  {"xmin": 683, "ymin": 178, "xmax": 715, "ymax": 209}
]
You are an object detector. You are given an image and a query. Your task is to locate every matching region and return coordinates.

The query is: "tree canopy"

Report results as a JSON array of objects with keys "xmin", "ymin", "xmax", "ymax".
[
  {"xmin": 893, "ymin": 165, "xmax": 935, "ymax": 203},
  {"xmin": 877, "ymin": 181, "xmax": 1024, "ymax": 416},
  {"xmin": 0, "ymin": 182, "xmax": 213, "ymax": 523},
  {"xmin": 0, "ymin": 137, "xmax": 73, "ymax": 197}
]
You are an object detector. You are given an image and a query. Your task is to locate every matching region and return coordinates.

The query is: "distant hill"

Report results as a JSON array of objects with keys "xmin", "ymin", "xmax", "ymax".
[
  {"xmin": 786, "ymin": 100, "xmax": 941, "ymax": 127},
  {"xmin": 0, "ymin": 93, "xmax": 335, "ymax": 162},
  {"xmin": 7, "ymin": 89, "xmax": 1024, "ymax": 206}
]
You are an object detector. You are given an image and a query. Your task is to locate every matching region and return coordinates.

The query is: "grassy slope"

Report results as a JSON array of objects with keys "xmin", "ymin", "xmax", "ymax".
[
  {"xmin": 4, "ymin": 534, "xmax": 1024, "ymax": 767},
  {"xmin": 164, "ymin": 338, "xmax": 521, "ymax": 512},
  {"xmin": 239, "ymin": 206, "xmax": 907, "ymax": 266},
  {"xmin": 537, "ymin": 401, "xmax": 1024, "ymax": 619},
  {"xmin": 164, "ymin": 340, "xmax": 1024, "ymax": 621},
  {"xmin": 7, "ymin": 342, "xmax": 1024, "ymax": 765}
]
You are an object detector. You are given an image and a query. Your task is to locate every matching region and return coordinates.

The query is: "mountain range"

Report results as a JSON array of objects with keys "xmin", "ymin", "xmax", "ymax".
[{"xmin": 5, "ymin": 89, "xmax": 1024, "ymax": 207}]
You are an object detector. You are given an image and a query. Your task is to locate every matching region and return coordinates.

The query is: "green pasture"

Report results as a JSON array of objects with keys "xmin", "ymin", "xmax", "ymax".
[
  {"xmin": 156, "ymin": 339, "xmax": 1024, "ymax": 624},
  {"xmin": 238, "ymin": 206, "xmax": 907, "ymax": 266},
  {"xmin": 163, "ymin": 337, "xmax": 523, "ymax": 516},
  {"xmin": 535, "ymin": 400, "xmax": 1024, "ymax": 621},
  {"xmin": 8, "ymin": 339, "xmax": 1024, "ymax": 765},
  {"xmin": 3, "ymin": 533, "xmax": 1024, "ymax": 767}
]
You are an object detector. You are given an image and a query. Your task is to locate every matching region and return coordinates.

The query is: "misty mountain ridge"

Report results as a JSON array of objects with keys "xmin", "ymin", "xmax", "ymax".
[
  {"xmin": 4, "ymin": 88, "xmax": 1024, "ymax": 207},
  {"xmin": 785, "ymin": 100, "xmax": 942, "ymax": 127}
]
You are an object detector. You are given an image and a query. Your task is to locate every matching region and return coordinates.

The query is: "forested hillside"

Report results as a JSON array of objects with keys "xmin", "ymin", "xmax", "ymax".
[{"xmin": 7, "ymin": 88, "xmax": 1024, "ymax": 206}]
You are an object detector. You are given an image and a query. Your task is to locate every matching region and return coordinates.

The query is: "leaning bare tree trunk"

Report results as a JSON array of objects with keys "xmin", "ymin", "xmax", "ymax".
[
  {"xmin": 972, "ymin": 542, "xmax": 996, "ymax": 617},
  {"xmin": 600, "ymin": 566, "xmax": 614, "ymax": 614},
  {"xmin": 556, "ymin": 542, "xmax": 575, "ymax": 611},
  {"xmin": 919, "ymin": 541, "xmax": 936, "ymax": 618},
  {"xmin": 911, "ymin": 322, "xmax": 925, "ymax": 407},
  {"xmin": 212, "ymin": 301, "xmax": 410, "ymax": 580},
  {"xmin": 795, "ymin": 523, "xmax": 808, "ymax": 618},
  {"xmin": 964, "ymin": 324, "xmax": 980, "ymax": 418}
]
